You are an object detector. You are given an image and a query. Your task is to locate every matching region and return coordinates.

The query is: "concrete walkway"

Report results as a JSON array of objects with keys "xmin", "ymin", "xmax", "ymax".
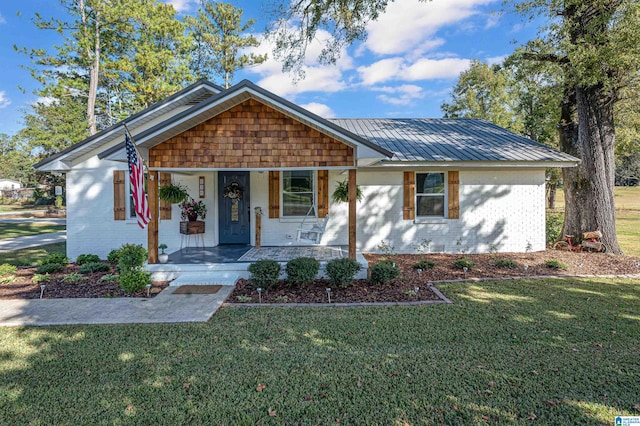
[
  {"xmin": 0, "ymin": 231, "xmax": 66, "ymax": 252},
  {"xmin": 0, "ymin": 285, "xmax": 234, "ymax": 327}
]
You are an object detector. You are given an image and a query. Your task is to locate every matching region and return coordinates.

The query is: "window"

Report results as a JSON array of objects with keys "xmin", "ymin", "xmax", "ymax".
[
  {"xmin": 127, "ymin": 172, "xmax": 148, "ymax": 220},
  {"xmin": 416, "ymin": 172, "xmax": 445, "ymax": 217},
  {"xmin": 282, "ymin": 170, "xmax": 315, "ymax": 217}
]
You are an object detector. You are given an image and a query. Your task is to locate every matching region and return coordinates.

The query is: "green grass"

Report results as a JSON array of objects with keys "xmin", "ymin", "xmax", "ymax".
[
  {"xmin": 0, "ymin": 205, "xmax": 46, "ymax": 213},
  {"xmin": 1, "ymin": 278, "xmax": 638, "ymax": 424},
  {"xmin": 0, "ymin": 223, "xmax": 65, "ymax": 240},
  {"xmin": 553, "ymin": 186, "xmax": 640, "ymax": 211},
  {"xmin": 0, "ymin": 242, "xmax": 66, "ymax": 266}
]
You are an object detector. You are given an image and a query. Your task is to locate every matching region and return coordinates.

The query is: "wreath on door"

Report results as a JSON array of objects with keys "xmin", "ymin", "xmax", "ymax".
[{"xmin": 223, "ymin": 182, "xmax": 243, "ymax": 204}]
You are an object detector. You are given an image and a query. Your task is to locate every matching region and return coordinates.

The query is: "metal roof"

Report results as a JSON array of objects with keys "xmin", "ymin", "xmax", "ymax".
[{"xmin": 329, "ymin": 118, "xmax": 579, "ymax": 164}]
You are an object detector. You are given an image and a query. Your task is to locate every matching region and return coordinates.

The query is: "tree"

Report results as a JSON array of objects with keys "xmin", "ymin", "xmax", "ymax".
[
  {"xmin": 441, "ymin": 60, "xmax": 523, "ymax": 133},
  {"xmin": 186, "ymin": 2, "xmax": 266, "ymax": 88},
  {"xmin": 514, "ymin": 0, "xmax": 640, "ymax": 254},
  {"xmin": 0, "ymin": 134, "xmax": 36, "ymax": 187}
]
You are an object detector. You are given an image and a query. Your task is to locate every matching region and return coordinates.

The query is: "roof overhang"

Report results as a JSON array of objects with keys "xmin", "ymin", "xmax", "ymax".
[
  {"xmin": 368, "ymin": 160, "xmax": 580, "ymax": 168},
  {"xmin": 98, "ymin": 80, "xmax": 393, "ymax": 165},
  {"xmin": 34, "ymin": 80, "xmax": 223, "ymax": 172}
]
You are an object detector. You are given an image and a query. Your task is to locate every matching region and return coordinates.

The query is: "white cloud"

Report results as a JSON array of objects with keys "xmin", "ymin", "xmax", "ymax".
[
  {"xmin": 164, "ymin": 0, "xmax": 194, "ymax": 13},
  {"xmin": 486, "ymin": 55, "xmax": 508, "ymax": 65},
  {"xmin": 300, "ymin": 102, "xmax": 336, "ymax": 118},
  {"xmin": 33, "ymin": 96, "xmax": 56, "ymax": 107},
  {"xmin": 364, "ymin": 0, "xmax": 498, "ymax": 56},
  {"xmin": 0, "ymin": 13, "xmax": 6, "ymax": 24},
  {"xmin": 374, "ymin": 84, "xmax": 425, "ymax": 106},
  {"xmin": 403, "ymin": 58, "xmax": 471, "ymax": 80},
  {"xmin": 243, "ymin": 29, "xmax": 353, "ymax": 98},
  {"xmin": 358, "ymin": 57, "xmax": 471, "ymax": 85},
  {"xmin": 0, "ymin": 92, "xmax": 11, "ymax": 109}
]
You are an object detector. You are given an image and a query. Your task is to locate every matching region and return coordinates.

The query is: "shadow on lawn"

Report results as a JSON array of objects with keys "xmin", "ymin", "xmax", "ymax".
[{"xmin": 0, "ymin": 277, "xmax": 638, "ymax": 424}]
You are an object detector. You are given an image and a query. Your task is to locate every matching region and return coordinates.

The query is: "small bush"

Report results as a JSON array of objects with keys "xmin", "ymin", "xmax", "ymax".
[
  {"xmin": 453, "ymin": 258, "xmax": 475, "ymax": 270},
  {"xmin": 494, "ymin": 258, "xmax": 518, "ymax": 269},
  {"xmin": 99, "ymin": 273, "xmax": 119, "ymax": 283},
  {"xmin": 0, "ymin": 263, "xmax": 17, "ymax": 276},
  {"xmin": 62, "ymin": 273, "xmax": 85, "ymax": 284},
  {"xmin": 107, "ymin": 249, "xmax": 120, "ymax": 265},
  {"xmin": 117, "ymin": 244, "xmax": 147, "ymax": 273},
  {"xmin": 413, "ymin": 260, "xmax": 435, "ymax": 270},
  {"xmin": 545, "ymin": 259, "xmax": 568, "ymax": 270},
  {"xmin": 119, "ymin": 270, "xmax": 151, "ymax": 293},
  {"xmin": 546, "ymin": 212, "xmax": 564, "ymax": 246},
  {"xmin": 286, "ymin": 257, "xmax": 320, "ymax": 286},
  {"xmin": 76, "ymin": 254, "xmax": 100, "ymax": 265},
  {"xmin": 32, "ymin": 274, "xmax": 52, "ymax": 284},
  {"xmin": 247, "ymin": 260, "xmax": 281, "ymax": 290},
  {"xmin": 325, "ymin": 258, "xmax": 361, "ymax": 287},
  {"xmin": 41, "ymin": 253, "xmax": 69, "ymax": 266},
  {"xmin": 36, "ymin": 263, "xmax": 64, "ymax": 274},
  {"xmin": 369, "ymin": 260, "xmax": 400, "ymax": 284},
  {"xmin": 79, "ymin": 262, "xmax": 111, "ymax": 274}
]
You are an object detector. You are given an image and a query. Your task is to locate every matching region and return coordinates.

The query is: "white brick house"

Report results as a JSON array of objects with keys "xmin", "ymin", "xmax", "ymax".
[{"xmin": 35, "ymin": 80, "xmax": 579, "ymax": 262}]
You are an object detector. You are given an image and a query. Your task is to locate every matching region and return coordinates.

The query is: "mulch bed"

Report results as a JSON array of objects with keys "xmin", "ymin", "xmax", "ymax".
[
  {"xmin": 1, "ymin": 250, "xmax": 639, "ymax": 301},
  {"xmin": 0, "ymin": 264, "xmax": 168, "ymax": 300}
]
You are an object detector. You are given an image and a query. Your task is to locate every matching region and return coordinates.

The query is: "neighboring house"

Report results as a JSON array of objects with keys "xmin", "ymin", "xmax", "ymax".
[
  {"xmin": 0, "ymin": 179, "xmax": 22, "ymax": 190},
  {"xmin": 34, "ymin": 79, "xmax": 579, "ymax": 263}
]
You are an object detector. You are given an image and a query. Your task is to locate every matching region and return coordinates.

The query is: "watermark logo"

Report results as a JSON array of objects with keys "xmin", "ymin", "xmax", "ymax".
[{"xmin": 616, "ymin": 416, "xmax": 640, "ymax": 426}]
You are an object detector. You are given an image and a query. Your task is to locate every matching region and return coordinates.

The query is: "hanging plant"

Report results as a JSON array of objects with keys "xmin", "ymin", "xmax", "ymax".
[
  {"xmin": 331, "ymin": 180, "xmax": 363, "ymax": 203},
  {"xmin": 159, "ymin": 182, "xmax": 189, "ymax": 204},
  {"xmin": 223, "ymin": 181, "xmax": 243, "ymax": 203}
]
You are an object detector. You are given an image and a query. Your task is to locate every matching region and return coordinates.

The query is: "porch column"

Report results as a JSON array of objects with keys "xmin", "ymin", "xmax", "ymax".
[
  {"xmin": 148, "ymin": 171, "xmax": 159, "ymax": 264},
  {"xmin": 348, "ymin": 169, "xmax": 357, "ymax": 260}
]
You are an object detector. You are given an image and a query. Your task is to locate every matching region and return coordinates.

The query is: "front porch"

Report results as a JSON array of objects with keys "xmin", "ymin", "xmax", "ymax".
[{"xmin": 147, "ymin": 245, "xmax": 369, "ymax": 283}]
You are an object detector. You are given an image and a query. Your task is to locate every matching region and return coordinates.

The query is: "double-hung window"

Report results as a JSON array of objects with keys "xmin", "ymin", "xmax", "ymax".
[
  {"xmin": 416, "ymin": 172, "xmax": 445, "ymax": 217},
  {"xmin": 282, "ymin": 170, "xmax": 315, "ymax": 217},
  {"xmin": 127, "ymin": 172, "xmax": 148, "ymax": 220}
]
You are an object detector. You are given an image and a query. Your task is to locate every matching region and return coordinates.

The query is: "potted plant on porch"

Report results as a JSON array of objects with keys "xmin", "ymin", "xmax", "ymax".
[
  {"xmin": 180, "ymin": 198, "xmax": 207, "ymax": 221},
  {"xmin": 332, "ymin": 180, "xmax": 363, "ymax": 203},
  {"xmin": 158, "ymin": 244, "xmax": 169, "ymax": 264}
]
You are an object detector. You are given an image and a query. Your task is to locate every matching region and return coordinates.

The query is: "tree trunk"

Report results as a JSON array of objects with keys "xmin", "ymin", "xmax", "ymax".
[
  {"xmin": 546, "ymin": 184, "xmax": 557, "ymax": 210},
  {"xmin": 79, "ymin": 0, "xmax": 99, "ymax": 136}
]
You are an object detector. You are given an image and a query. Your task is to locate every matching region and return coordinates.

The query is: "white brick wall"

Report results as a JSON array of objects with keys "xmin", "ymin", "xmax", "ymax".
[{"xmin": 66, "ymin": 161, "xmax": 546, "ymax": 260}]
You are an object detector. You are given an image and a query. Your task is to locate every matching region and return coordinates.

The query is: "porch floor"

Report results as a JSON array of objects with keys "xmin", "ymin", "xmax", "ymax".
[{"xmin": 166, "ymin": 245, "xmax": 348, "ymax": 265}]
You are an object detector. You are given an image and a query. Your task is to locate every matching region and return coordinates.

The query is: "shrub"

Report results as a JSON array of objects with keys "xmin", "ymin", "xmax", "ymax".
[
  {"xmin": 494, "ymin": 258, "xmax": 518, "ymax": 269},
  {"xmin": 325, "ymin": 258, "xmax": 361, "ymax": 287},
  {"xmin": 453, "ymin": 258, "xmax": 475, "ymax": 270},
  {"xmin": 76, "ymin": 254, "xmax": 100, "ymax": 265},
  {"xmin": 99, "ymin": 273, "xmax": 119, "ymax": 283},
  {"xmin": 0, "ymin": 263, "xmax": 17, "ymax": 276},
  {"xmin": 369, "ymin": 260, "xmax": 399, "ymax": 284},
  {"xmin": 32, "ymin": 274, "xmax": 52, "ymax": 284},
  {"xmin": 546, "ymin": 212, "xmax": 564, "ymax": 246},
  {"xmin": 117, "ymin": 244, "xmax": 147, "ymax": 273},
  {"xmin": 119, "ymin": 270, "xmax": 151, "ymax": 293},
  {"xmin": 286, "ymin": 257, "xmax": 320, "ymax": 285},
  {"xmin": 79, "ymin": 262, "xmax": 111, "ymax": 274},
  {"xmin": 545, "ymin": 259, "xmax": 568, "ymax": 270},
  {"xmin": 247, "ymin": 260, "xmax": 281, "ymax": 290},
  {"xmin": 41, "ymin": 253, "xmax": 69, "ymax": 266},
  {"xmin": 107, "ymin": 249, "xmax": 120, "ymax": 265},
  {"xmin": 36, "ymin": 263, "xmax": 64, "ymax": 274},
  {"xmin": 412, "ymin": 260, "xmax": 435, "ymax": 270},
  {"xmin": 62, "ymin": 273, "xmax": 85, "ymax": 284}
]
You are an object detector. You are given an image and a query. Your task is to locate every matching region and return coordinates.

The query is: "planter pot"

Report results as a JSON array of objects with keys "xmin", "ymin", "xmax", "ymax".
[
  {"xmin": 158, "ymin": 253, "xmax": 169, "ymax": 264},
  {"xmin": 187, "ymin": 213, "xmax": 198, "ymax": 222}
]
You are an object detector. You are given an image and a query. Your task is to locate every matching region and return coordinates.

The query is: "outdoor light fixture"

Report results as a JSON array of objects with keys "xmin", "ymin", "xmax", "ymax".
[
  {"xmin": 463, "ymin": 266, "xmax": 468, "ymax": 277},
  {"xmin": 257, "ymin": 287, "xmax": 262, "ymax": 304},
  {"xmin": 524, "ymin": 264, "xmax": 529, "ymax": 272},
  {"xmin": 146, "ymin": 284, "xmax": 152, "ymax": 297},
  {"xmin": 326, "ymin": 287, "xmax": 332, "ymax": 303},
  {"xmin": 417, "ymin": 268, "xmax": 423, "ymax": 278},
  {"xmin": 40, "ymin": 284, "xmax": 46, "ymax": 299},
  {"xmin": 414, "ymin": 286, "xmax": 420, "ymax": 294}
]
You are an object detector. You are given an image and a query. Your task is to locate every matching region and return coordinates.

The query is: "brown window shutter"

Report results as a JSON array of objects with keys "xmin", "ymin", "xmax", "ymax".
[
  {"xmin": 448, "ymin": 171, "xmax": 460, "ymax": 219},
  {"xmin": 113, "ymin": 170, "xmax": 126, "ymax": 220},
  {"xmin": 317, "ymin": 170, "xmax": 329, "ymax": 218},
  {"xmin": 268, "ymin": 171, "xmax": 280, "ymax": 218},
  {"xmin": 403, "ymin": 171, "xmax": 415, "ymax": 220},
  {"xmin": 159, "ymin": 172, "xmax": 172, "ymax": 220}
]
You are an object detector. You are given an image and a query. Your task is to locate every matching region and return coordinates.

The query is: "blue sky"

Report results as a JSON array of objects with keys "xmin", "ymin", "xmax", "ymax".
[{"xmin": 0, "ymin": 0, "xmax": 539, "ymax": 136}]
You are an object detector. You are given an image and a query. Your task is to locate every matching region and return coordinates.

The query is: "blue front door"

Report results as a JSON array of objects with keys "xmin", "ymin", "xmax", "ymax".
[{"xmin": 218, "ymin": 171, "xmax": 250, "ymax": 244}]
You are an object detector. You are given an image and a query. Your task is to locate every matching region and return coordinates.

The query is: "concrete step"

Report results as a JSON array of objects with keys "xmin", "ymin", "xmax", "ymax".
[{"xmin": 169, "ymin": 272, "xmax": 241, "ymax": 287}]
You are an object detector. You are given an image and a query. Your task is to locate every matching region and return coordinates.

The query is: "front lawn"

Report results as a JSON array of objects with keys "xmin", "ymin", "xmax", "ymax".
[
  {"xmin": 0, "ymin": 223, "xmax": 65, "ymax": 240},
  {"xmin": 0, "ymin": 242, "xmax": 66, "ymax": 266},
  {"xmin": 1, "ymin": 277, "xmax": 638, "ymax": 424}
]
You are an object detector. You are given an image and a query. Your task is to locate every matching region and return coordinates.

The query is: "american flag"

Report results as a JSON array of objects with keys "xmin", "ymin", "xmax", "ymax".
[{"xmin": 125, "ymin": 132, "xmax": 151, "ymax": 228}]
